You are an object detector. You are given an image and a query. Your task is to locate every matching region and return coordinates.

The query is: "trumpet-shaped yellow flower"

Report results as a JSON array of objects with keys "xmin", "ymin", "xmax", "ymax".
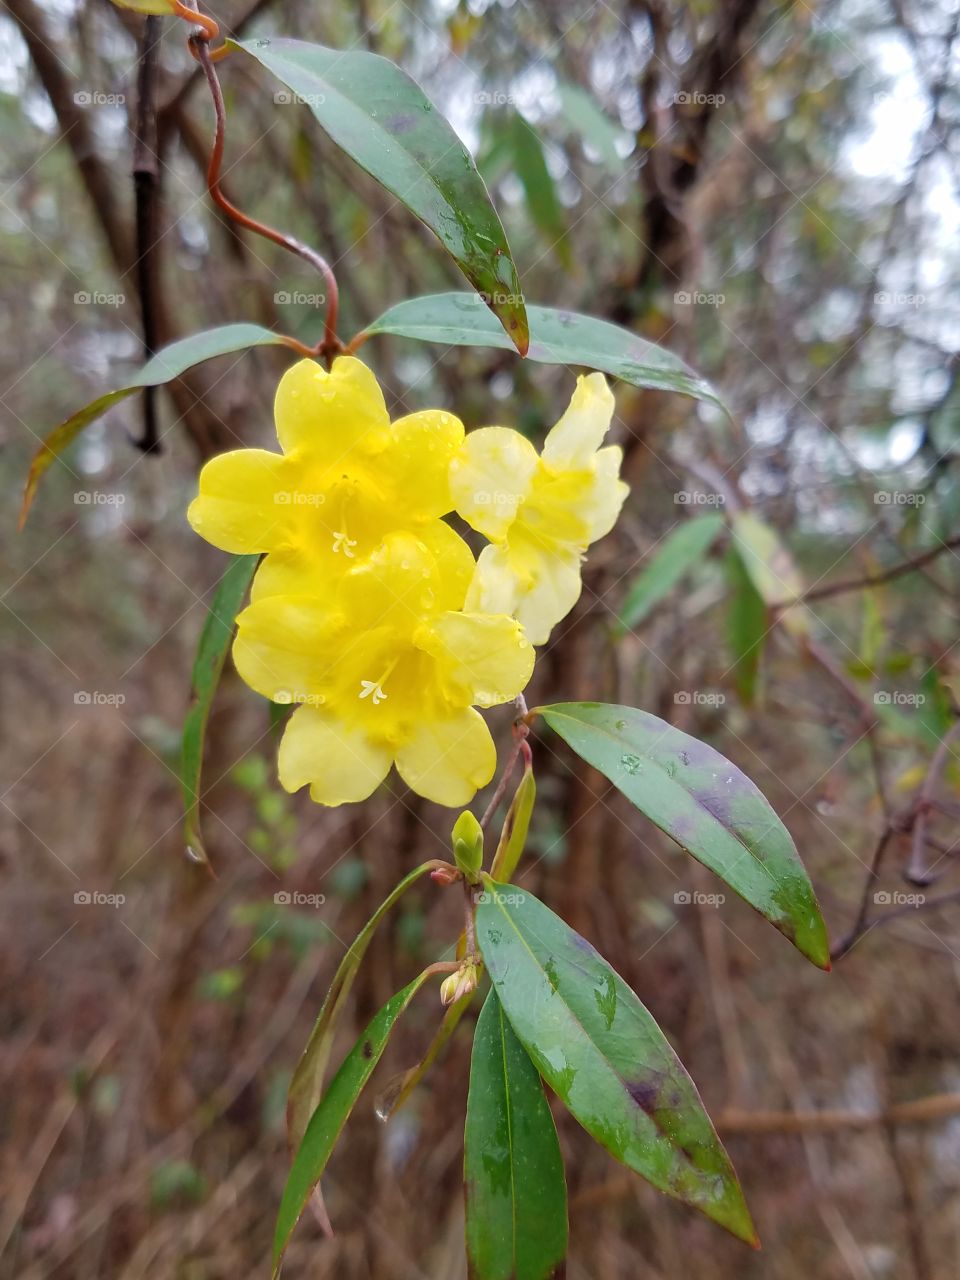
[
  {"xmin": 232, "ymin": 530, "xmax": 534, "ymax": 807},
  {"xmin": 187, "ymin": 357, "xmax": 464, "ymax": 598},
  {"xmin": 449, "ymin": 372, "xmax": 628, "ymax": 645}
]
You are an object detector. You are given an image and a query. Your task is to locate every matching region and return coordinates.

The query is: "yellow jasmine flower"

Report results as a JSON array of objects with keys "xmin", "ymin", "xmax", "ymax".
[
  {"xmin": 231, "ymin": 530, "xmax": 534, "ymax": 807},
  {"xmin": 449, "ymin": 372, "xmax": 628, "ymax": 645},
  {"xmin": 187, "ymin": 357, "xmax": 464, "ymax": 596}
]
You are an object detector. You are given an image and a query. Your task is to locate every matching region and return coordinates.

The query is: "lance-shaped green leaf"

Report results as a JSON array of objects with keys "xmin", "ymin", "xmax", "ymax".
[
  {"xmin": 374, "ymin": 988, "xmax": 475, "ymax": 1122},
  {"xmin": 537, "ymin": 703, "xmax": 830, "ymax": 968},
  {"xmin": 476, "ymin": 881, "xmax": 757, "ymax": 1246},
  {"xmin": 274, "ymin": 970, "xmax": 432, "ymax": 1274},
  {"xmin": 556, "ymin": 81, "xmax": 628, "ymax": 167},
  {"xmin": 19, "ymin": 324, "xmax": 292, "ymax": 527},
  {"xmin": 731, "ymin": 511, "xmax": 809, "ymax": 637},
  {"xmin": 465, "ymin": 989, "xmax": 568, "ymax": 1280},
  {"xmin": 509, "ymin": 113, "xmax": 570, "ymax": 267},
  {"xmin": 725, "ymin": 548, "xmax": 767, "ymax": 705},
  {"xmin": 616, "ymin": 513, "xmax": 726, "ymax": 632},
  {"xmin": 287, "ymin": 860, "xmax": 447, "ymax": 1147},
  {"xmin": 489, "ymin": 764, "xmax": 536, "ymax": 883},
  {"xmin": 361, "ymin": 292, "xmax": 727, "ymax": 412},
  {"xmin": 233, "ymin": 39, "xmax": 528, "ymax": 354},
  {"xmin": 181, "ymin": 553, "xmax": 259, "ymax": 866}
]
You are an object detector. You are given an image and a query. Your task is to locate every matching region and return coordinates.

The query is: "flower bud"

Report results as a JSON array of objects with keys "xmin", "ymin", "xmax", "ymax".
[
  {"xmin": 452, "ymin": 810, "xmax": 484, "ymax": 881},
  {"xmin": 440, "ymin": 961, "xmax": 479, "ymax": 1006},
  {"xmin": 430, "ymin": 864, "xmax": 461, "ymax": 887}
]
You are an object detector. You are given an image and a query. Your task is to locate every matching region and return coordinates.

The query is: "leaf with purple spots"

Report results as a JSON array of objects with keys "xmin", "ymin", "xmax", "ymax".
[
  {"xmin": 476, "ymin": 880, "xmax": 758, "ymax": 1247},
  {"xmin": 537, "ymin": 703, "xmax": 830, "ymax": 969}
]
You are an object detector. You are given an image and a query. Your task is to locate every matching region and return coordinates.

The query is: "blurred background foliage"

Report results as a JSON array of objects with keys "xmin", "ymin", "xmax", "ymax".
[{"xmin": 2, "ymin": 0, "xmax": 960, "ymax": 1276}]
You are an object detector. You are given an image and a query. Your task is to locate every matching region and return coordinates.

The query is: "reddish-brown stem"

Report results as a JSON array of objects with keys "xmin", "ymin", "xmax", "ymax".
[
  {"xmin": 192, "ymin": 36, "xmax": 342, "ymax": 362},
  {"xmin": 462, "ymin": 880, "xmax": 479, "ymax": 957},
  {"xmin": 479, "ymin": 706, "xmax": 531, "ymax": 831}
]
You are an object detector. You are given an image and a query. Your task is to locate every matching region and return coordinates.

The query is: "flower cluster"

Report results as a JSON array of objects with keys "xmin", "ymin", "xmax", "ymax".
[{"xmin": 188, "ymin": 357, "xmax": 627, "ymax": 806}]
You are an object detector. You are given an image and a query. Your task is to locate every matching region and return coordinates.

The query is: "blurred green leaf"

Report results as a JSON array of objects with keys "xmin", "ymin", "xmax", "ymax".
[
  {"xmin": 509, "ymin": 113, "xmax": 570, "ymax": 267},
  {"xmin": 273, "ymin": 971, "xmax": 432, "ymax": 1274},
  {"xmin": 556, "ymin": 81, "xmax": 627, "ymax": 166},
  {"xmin": 918, "ymin": 667, "xmax": 952, "ymax": 746},
  {"xmin": 476, "ymin": 880, "xmax": 757, "ymax": 1246},
  {"xmin": 537, "ymin": 702, "xmax": 830, "ymax": 968},
  {"xmin": 363, "ymin": 293, "xmax": 727, "ymax": 411},
  {"xmin": 725, "ymin": 548, "xmax": 767, "ymax": 705},
  {"xmin": 465, "ymin": 989, "xmax": 568, "ymax": 1280},
  {"xmin": 180, "ymin": 554, "xmax": 259, "ymax": 867},
  {"xmin": 617, "ymin": 513, "xmax": 726, "ymax": 631},
  {"xmin": 150, "ymin": 1159, "xmax": 207, "ymax": 1210},
  {"xmin": 19, "ymin": 325, "xmax": 290, "ymax": 527},
  {"xmin": 234, "ymin": 38, "xmax": 528, "ymax": 354},
  {"xmin": 197, "ymin": 967, "xmax": 244, "ymax": 1001}
]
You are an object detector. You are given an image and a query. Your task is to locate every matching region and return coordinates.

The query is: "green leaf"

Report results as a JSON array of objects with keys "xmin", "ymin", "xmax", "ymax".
[
  {"xmin": 287, "ymin": 860, "xmax": 446, "ymax": 1147},
  {"xmin": 233, "ymin": 38, "xmax": 528, "ymax": 354},
  {"xmin": 374, "ymin": 990, "xmax": 475, "ymax": 1122},
  {"xmin": 362, "ymin": 292, "xmax": 727, "ymax": 411},
  {"xmin": 476, "ymin": 881, "xmax": 757, "ymax": 1246},
  {"xmin": 617, "ymin": 513, "xmax": 725, "ymax": 631},
  {"xmin": 465, "ymin": 990, "xmax": 567, "ymax": 1280},
  {"xmin": 509, "ymin": 113, "xmax": 570, "ymax": 267},
  {"xmin": 725, "ymin": 548, "xmax": 767, "ymax": 705},
  {"xmin": 556, "ymin": 81, "xmax": 627, "ymax": 167},
  {"xmin": 181, "ymin": 553, "xmax": 259, "ymax": 866},
  {"xmin": 489, "ymin": 764, "xmax": 536, "ymax": 883},
  {"xmin": 274, "ymin": 970, "xmax": 432, "ymax": 1274},
  {"xmin": 537, "ymin": 703, "xmax": 830, "ymax": 968},
  {"xmin": 730, "ymin": 512, "xmax": 808, "ymax": 636},
  {"xmin": 917, "ymin": 667, "xmax": 952, "ymax": 747},
  {"xmin": 19, "ymin": 324, "xmax": 290, "ymax": 527}
]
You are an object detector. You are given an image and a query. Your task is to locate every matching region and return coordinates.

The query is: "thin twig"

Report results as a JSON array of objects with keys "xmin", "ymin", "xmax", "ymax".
[
  {"xmin": 192, "ymin": 36, "xmax": 342, "ymax": 360},
  {"xmin": 778, "ymin": 534, "xmax": 960, "ymax": 607},
  {"xmin": 132, "ymin": 14, "xmax": 161, "ymax": 452}
]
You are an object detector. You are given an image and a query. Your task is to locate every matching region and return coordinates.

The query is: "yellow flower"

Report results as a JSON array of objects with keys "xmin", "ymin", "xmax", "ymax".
[
  {"xmin": 449, "ymin": 372, "xmax": 628, "ymax": 644},
  {"xmin": 231, "ymin": 530, "xmax": 534, "ymax": 807},
  {"xmin": 187, "ymin": 357, "xmax": 464, "ymax": 598}
]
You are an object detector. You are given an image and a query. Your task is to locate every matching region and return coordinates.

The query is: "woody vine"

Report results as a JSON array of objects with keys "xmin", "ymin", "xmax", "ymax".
[{"xmin": 20, "ymin": 3, "xmax": 831, "ymax": 1277}]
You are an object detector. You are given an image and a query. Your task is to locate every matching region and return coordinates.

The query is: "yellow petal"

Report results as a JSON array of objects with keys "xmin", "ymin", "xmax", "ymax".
[
  {"xmin": 249, "ymin": 549, "xmax": 335, "ymax": 602},
  {"xmin": 519, "ymin": 467, "xmax": 594, "ymax": 548},
  {"xmin": 578, "ymin": 445, "xmax": 629, "ymax": 541},
  {"xmin": 386, "ymin": 410, "xmax": 465, "ymax": 519},
  {"xmin": 466, "ymin": 538, "xmax": 583, "ymax": 646},
  {"xmin": 278, "ymin": 705, "xmax": 392, "ymax": 805},
  {"xmin": 450, "ymin": 427, "xmax": 538, "ymax": 540},
  {"xmin": 233, "ymin": 596, "xmax": 341, "ymax": 703},
  {"xmin": 395, "ymin": 707, "xmax": 496, "ymax": 806},
  {"xmin": 274, "ymin": 356, "xmax": 389, "ymax": 457},
  {"xmin": 188, "ymin": 449, "xmax": 295, "ymax": 554},
  {"xmin": 542, "ymin": 372, "xmax": 615, "ymax": 467},
  {"xmin": 421, "ymin": 611, "xmax": 534, "ymax": 707},
  {"xmin": 414, "ymin": 520, "xmax": 475, "ymax": 611}
]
